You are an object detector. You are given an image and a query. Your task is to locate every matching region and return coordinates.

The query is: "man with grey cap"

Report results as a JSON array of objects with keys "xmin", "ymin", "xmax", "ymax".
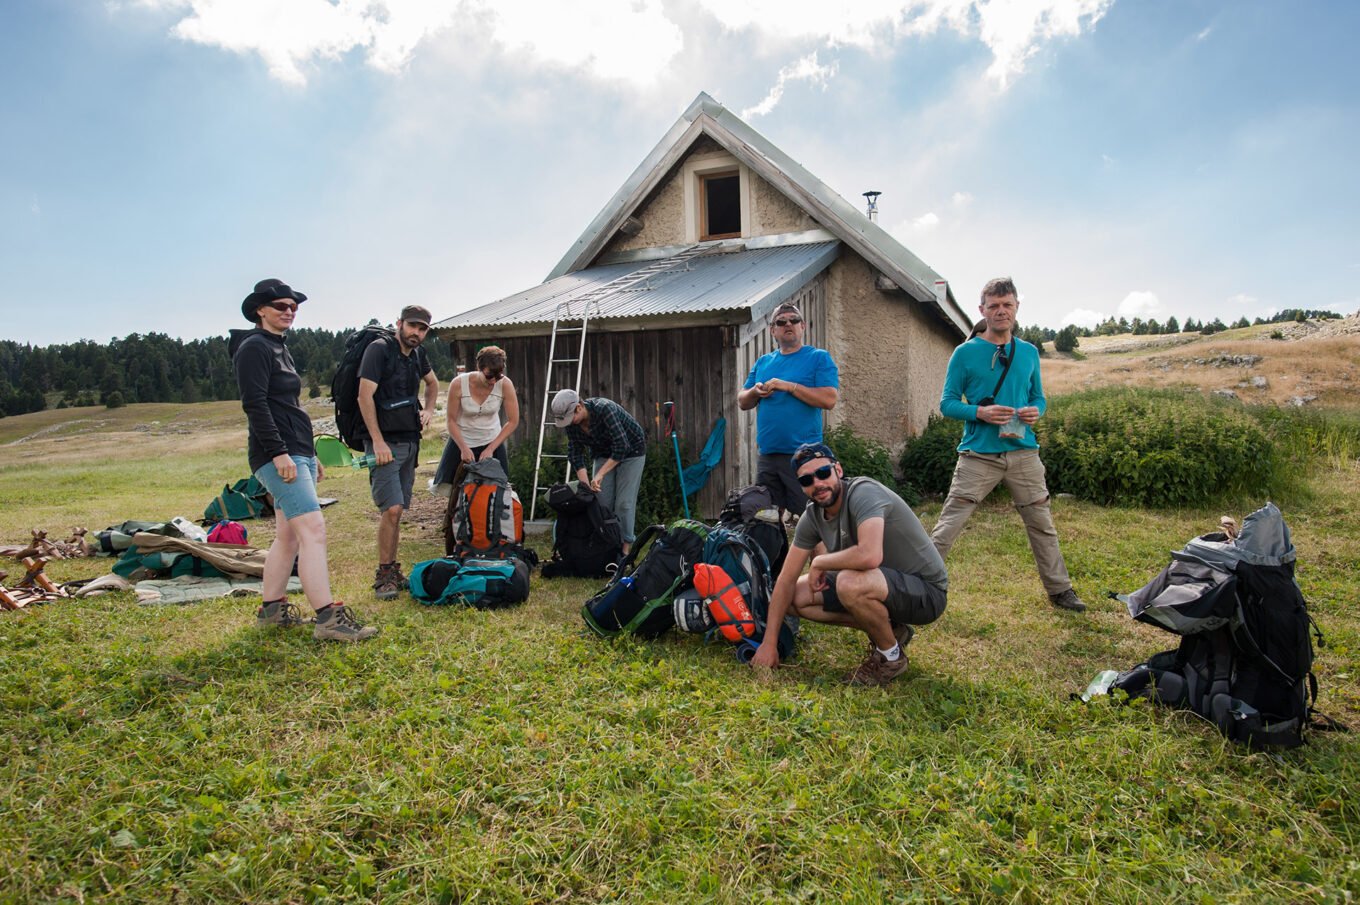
[
  {"xmin": 356, "ymin": 304, "xmax": 440, "ymax": 599},
  {"xmin": 737, "ymin": 301, "xmax": 839, "ymax": 521},
  {"xmin": 551, "ymin": 390, "xmax": 646, "ymax": 553},
  {"xmin": 749, "ymin": 441, "xmax": 948, "ymax": 686}
]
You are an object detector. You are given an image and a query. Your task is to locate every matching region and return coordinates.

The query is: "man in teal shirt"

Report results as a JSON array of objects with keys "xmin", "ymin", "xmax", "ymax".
[{"xmin": 930, "ymin": 277, "xmax": 1086, "ymax": 612}]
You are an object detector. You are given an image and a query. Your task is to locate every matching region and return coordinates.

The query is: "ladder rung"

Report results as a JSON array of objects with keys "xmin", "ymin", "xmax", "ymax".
[
  {"xmin": 538, "ymin": 453, "xmax": 568, "ymax": 459},
  {"xmin": 555, "ymin": 327, "xmax": 584, "ymax": 333},
  {"xmin": 552, "ymin": 358, "xmax": 579, "ymax": 364}
]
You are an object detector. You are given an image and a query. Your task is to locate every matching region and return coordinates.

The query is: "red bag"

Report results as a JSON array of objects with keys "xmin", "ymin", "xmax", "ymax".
[
  {"xmin": 693, "ymin": 562, "xmax": 756, "ymax": 643},
  {"xmin": 206, "ymin": 520, "xmax": 248, "ymax": 545}
]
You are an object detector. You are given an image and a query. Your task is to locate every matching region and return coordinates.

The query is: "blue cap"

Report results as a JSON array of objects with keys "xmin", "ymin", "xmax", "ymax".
[{"xmin": 791, "ymin": 442, "xmax": 837, "ymax": 469}]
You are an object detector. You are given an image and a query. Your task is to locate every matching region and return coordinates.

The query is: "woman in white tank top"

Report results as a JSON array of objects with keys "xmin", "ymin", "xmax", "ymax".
[{"xmin": 442, "ymin": 345, "xmax": 519, "ymax": 474}]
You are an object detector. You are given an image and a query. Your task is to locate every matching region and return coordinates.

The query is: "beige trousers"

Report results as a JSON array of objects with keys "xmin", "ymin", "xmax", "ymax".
[{"xmin": 929, "ymin": 449, "xmax": 1073, "ymax": 597}]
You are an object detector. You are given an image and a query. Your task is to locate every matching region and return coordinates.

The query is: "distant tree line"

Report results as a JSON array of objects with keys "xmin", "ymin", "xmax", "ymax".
[
  {"xmin": 1015, "ymin": 308, "xmax": 1342, "ymax": 357},
  {"xmin": 0, "ymin": 324, "xmax": 456, "ymax": 417}
]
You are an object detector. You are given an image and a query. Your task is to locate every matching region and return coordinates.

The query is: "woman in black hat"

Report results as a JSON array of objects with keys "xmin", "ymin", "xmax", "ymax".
[{"xmin": 230, "ymin": 278, "xmax": 378, "ymax": 642}]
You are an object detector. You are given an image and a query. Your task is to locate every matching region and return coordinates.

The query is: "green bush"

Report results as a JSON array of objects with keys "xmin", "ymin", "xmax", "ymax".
[
  {"xmin": 1038, "ymin": 388, "xmax": 1277, "ymax": 506},
  {"xmin": 104, "ymin": 390, "xmax": 125, "ymax": 409},
  {"xmin": 825, "ymin": 425, "xmax": 918, "ymax": 504},
  {"xmin": 898, "ymin": 414, "xmax": 963, "ymax": 496}
]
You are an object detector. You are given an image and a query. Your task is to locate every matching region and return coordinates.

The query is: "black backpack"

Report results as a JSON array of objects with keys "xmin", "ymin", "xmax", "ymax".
[
  {"xmin": 1112, "ymin": 505, "xmax": 1332, "ymax": 748},
  {"xmin": 717, "ymin": 483, "xmax": 789, "ymax": 578},
  {"xmin": 582, "ymin": 519, "xmax": 709, "ymax": 638},
  {"xmin": 541, "ymin": 483, "xmax": 623, "ymax": 579},
  {"xmin": 331, "ymin": 325, "xmax": 427, "ymax": 451}
]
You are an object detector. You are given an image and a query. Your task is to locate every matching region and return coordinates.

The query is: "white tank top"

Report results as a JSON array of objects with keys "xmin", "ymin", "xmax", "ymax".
[{"xmin": 457, "ymin": 372, "xmax": 504, "ymax": 446}]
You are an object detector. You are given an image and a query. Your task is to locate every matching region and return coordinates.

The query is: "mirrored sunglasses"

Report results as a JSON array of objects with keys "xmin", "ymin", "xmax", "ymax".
[{"xmin": 797, "ymin": 464, "xmax": 835, "ymax": 486}]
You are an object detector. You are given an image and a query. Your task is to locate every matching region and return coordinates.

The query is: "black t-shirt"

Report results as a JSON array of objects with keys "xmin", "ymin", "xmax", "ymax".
[{"xmin": 358, "ymin": 338, "xmax": 432, "ymax": 443}]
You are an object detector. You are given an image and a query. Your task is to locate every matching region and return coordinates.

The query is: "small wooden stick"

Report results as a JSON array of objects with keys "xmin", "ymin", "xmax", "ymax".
[{"xmin": 20, "ymin": 557, "xmax": 59, "ymax": 595}]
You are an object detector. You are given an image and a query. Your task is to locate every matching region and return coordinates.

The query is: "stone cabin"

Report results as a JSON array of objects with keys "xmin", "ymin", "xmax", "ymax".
[{"xmin": 432, "ymin": 91, "xmax": 969, "ymax": 517}]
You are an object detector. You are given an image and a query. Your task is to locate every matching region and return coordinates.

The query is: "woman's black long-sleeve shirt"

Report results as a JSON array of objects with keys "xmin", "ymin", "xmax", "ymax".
[{"xmin": 230, "ymin": 328, "xmax": 315, "ymax": 473}]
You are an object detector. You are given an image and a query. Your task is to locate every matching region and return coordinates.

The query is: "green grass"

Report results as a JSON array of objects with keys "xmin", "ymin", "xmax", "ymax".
[{"xmin": 1, "ymin": 403, "xmax": 1358, "ymax": 903}]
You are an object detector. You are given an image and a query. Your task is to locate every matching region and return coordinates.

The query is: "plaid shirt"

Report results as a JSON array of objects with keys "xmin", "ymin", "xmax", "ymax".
[{"xmin": 566, "ymin": 397, "xmax": 646, "ymax": 472}]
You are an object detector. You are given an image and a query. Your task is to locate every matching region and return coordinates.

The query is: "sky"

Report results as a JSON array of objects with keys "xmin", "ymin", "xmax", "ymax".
[{"xmin": 2, "ymin": 0, "xmax": 1357, "ymax": 346}]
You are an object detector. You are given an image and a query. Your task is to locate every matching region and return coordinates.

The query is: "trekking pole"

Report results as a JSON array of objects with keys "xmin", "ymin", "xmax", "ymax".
[{"xmin": 663, "ymin": 401, "xmax": 689, "ymax": 518}]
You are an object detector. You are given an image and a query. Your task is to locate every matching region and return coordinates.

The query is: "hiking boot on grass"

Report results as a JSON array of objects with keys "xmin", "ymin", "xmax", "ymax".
[
  {"xmin": 373, "ymin": 563, "xmax": 403, "ymax": 601},
  {"xmin": 313, "ymin": 603, "xmax": 379, "ymax": 642},
  {"xmin": 1049, "ymin": 588, "xmax": 1087, "ymax": 612},
  {"xmin": 845, "ymin": 648, "xmax": 910, "ymax": 686},
  {"xmin": 256, "ymin": 598, "xmax": 309, "ymax": 628}
]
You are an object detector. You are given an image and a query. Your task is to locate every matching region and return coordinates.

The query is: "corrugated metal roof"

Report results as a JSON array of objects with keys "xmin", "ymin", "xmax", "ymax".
[{"xmin": 433, "ymin": 241, "xmax": 840, "ymax": 331}]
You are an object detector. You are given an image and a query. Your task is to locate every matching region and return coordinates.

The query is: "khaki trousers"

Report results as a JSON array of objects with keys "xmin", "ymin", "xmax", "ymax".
[{"xmin": 930, "ymin": 449, "xmax": 1073, "ymax": 597}]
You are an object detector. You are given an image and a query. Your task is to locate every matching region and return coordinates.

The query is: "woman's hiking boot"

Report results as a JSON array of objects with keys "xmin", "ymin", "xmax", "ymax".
[
  {"xmin": 256, "ymin": 598, "xmax": 309, "ymax": 628},
  {"xmin": 313, "ymin": 603, "xmax": 379, "ymax": 642},
  {"xmin": 373, "ymin": 563, "xmax": 403, "ymax": 600}
]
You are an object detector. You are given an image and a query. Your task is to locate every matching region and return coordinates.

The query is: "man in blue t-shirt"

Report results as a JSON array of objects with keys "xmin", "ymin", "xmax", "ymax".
[
  {"xmin": 930, "ymin": 277, "xmax": 1085, "ymax": 612},
  {"xmin": 738, "ymin": 301, "xmax": 839, "ymax": 517}
]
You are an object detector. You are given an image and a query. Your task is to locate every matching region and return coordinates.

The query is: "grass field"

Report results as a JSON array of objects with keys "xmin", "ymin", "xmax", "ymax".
[{"xmin": 1, "ymin": 399, "xmax": 1358, "ymax": 903}]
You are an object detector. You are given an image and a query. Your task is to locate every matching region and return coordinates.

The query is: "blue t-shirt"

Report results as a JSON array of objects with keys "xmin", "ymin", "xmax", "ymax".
[
  {"xmin": 743, "ymin": 345, "xmax": 839, "ymax": 454},
  {"xmin": 939, "ymin": 336, "xmax": 1046, "ymax": 454}
]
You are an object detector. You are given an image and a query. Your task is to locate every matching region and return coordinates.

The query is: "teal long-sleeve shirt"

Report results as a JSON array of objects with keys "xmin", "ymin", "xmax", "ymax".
[{"xmin": 938, "ymin": 336, "xmax": 1046, "ymax": 453}]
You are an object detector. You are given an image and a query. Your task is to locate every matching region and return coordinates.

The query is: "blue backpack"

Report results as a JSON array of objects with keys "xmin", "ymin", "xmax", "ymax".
[
  {"xmin": 701, "ymin": 525, "xmax": 798, "ymax": 662},
  {"xmin": 409, "ymin": 555, "xmax": 530, "ymax": 609}
]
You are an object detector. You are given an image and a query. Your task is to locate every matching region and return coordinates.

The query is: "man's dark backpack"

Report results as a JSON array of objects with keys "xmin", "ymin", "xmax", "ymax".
[
  {"xmin": 331, "ymin": 325, "xmax": 427, "ymax": 452},
  {"xmin": 541, "ymin": 482, "xmax": 623, "ymax": 579}
]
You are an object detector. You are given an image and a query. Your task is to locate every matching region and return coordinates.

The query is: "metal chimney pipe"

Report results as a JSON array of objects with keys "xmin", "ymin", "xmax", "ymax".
[{"xmin": 862, "ymin": 191, "xmax": 881, "ymax": 222}]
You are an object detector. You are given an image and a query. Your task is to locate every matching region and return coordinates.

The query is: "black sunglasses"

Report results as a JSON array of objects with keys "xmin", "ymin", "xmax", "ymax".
[
  {"xmin": 266, "ymin": 300, "xmax": 298, "ymax": 313},
  {"xmin": 797, "ymin": 464, "xmax": 835, "ymax": 486},
  {"xmin": 774, "ymin": 317, "xmax": 803, "ymax": 327}
]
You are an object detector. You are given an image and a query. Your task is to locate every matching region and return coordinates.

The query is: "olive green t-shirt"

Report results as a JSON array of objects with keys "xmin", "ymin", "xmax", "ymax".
[{"xmin": 793, "ymin": 477, "xmax": 948, "ymax": 591}]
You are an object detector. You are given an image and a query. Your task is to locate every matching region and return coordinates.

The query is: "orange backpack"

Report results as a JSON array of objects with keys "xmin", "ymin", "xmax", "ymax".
[
  {"xmin": 447, "ymin": 459, "xmax": 527, "ymax": 560},
  {"xmin": 693, "ymin": 562, "xmax": 756, "ymax": 643}
]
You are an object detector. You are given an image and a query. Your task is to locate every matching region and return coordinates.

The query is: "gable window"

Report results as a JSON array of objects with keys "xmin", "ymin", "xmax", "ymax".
[
  {"xmin": 700, "ymin": 171, "xmax": 741, "ymax": 240},
  {"xmin": 683, "ymin": 152, "xmax": 749, "ymax": 242}
]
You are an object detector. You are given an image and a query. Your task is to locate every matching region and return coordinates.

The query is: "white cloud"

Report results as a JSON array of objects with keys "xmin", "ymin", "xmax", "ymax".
[
  {"xmin": 1227, "ymin": 292, "xmax": 1258, "ymax": 307},
  {"xmin": 741, "ymin": 51, "xmax": 838, "ymax": 118},
  {"xmin": 1101, "ymin": 153, "xmax": 1116, "ymax": 168},
  {"xmin": 1062, "ymin": 307, "xmax": 1105, "ymax": 328},
  {"xmin": 140, "ymin": 0, "xmax": 683, "ymax": 86},
  {"xmin": 1118, "ymin": 290, "xmax": 1163, "ymax": 318},
  {"xmin": 912, "ymin": 211, "xmax": 940, "ymax": 231},
  {"xmin": 29, "ymin": 196, "xmax": 41, "ymax": 216},
  {"xmin": 1195, "ymin": 25, "xmax": 1214, "ymax": 42},
  {"xmin": 951, "ymin": 190, "xmax": 973, "ymax": 206},
  {"xmin": 697, "ymin": 0, "xmax": 1111, "ymax": 88}
]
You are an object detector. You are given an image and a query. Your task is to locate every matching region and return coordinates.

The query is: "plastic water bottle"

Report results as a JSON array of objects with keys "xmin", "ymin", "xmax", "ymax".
[
  {"xmin": 1080, "ymin": 669, "xmax": 1120, "ymax": 702},
  {"xmin": 352, "ymin": 453, "xmax": 377, "ymax": 470},
  {"xmin": 170, "ymin": 516, "xmax": 208, "ymax": 542}
]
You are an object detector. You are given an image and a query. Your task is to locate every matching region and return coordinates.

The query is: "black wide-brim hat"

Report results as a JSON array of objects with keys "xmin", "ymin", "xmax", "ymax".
[{"xmin": 242, "ymin": 278, "xmax": 308, "ymax": 322}]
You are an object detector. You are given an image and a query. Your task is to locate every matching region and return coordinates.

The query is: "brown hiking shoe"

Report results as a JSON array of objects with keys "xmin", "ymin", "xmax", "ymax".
[
  {"xmin": 373, "ymin": 564, "xmax": 402, "ymax": 601},
  {"xmin": 845, "ymin": 648, "xmax": 910, "ymax": 686},
  {"xmin": 893, "ymin": 622, "xmax": 916, "ymax": 650},
  {"xmin": 256, "ymin": 598, "xmax": 310, "ymax": 628},
  {"xmin": 313, "ymin": 604, "xmax": 379, "ymax": 642},
  {"xmin": 1049, "ymin": 589, "xmax": 1087, "ymax": 612}
]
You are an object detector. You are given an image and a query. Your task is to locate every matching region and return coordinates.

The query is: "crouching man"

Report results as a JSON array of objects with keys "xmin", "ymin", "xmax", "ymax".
[{"xmin": 750, "ymin": 442, "xmax": 948, "ymax": 685}]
